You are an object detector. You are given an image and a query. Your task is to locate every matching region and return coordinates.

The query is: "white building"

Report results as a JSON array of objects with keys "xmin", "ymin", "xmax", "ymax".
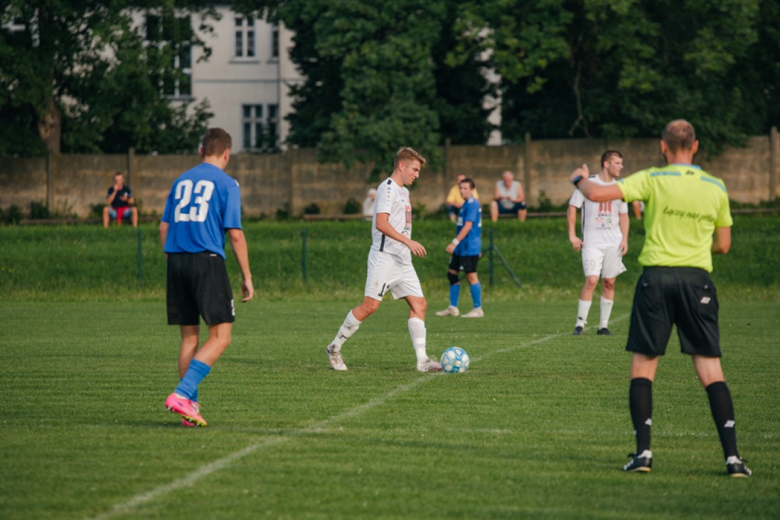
[{"xmin": 156, "ymin": 5, "xmax": 303, "ymax": 153}]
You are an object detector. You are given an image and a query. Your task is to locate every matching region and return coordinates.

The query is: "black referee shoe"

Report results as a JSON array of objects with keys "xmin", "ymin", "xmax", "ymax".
[
  {"xmin": 726, "ymin": 456, "xmax": 752, "ymax": 478},
  {"xmin": 597, "ymin": 328, "xmax": 612, "ymax": 335},
  {"xmin": 572, "ymin": 326, "xmax": 584, "ymax": 336},
  {"xmin": 622, "ymin": 450, "xmax": 652, "ymax": 473}
]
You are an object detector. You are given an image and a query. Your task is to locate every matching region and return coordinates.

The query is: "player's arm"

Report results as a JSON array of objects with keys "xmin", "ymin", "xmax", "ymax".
[
  {"xmin": 375, "ymin": 212, "xmax": 426, "ymax": 257},
  {"xmin": 712, "ymin": 227, "xmax": 731, "ymax": 255},
  {"xmin": 493, "ymin": 184, "xmax": 502, "ymax": 201},
  {"xmin": 159, "ymin": 221, "xmax": 169, "ymax": 250},
  {"xmin": 445, "ymin": 221, "xmax": 473, "ymax": 254},
  {"xmin": 107, "ymin": 189, "xmax": 118, "ymax": 204},
  {"xmin": 567, "ymin": 204, "xmax": 583, "ymax": 252},
  {"xmin": 570, "ymin": 165, "xmax": 623, "ymax": 202},
  {"xmin": 126, "ymin": 192, "xmax": 135, "ymax": 205},
  {"xmin": 619, "ymin": 212, "xmax": 629, "ymax": 255},
  {"xmin": 228, "ymin": 228, "xmax": 254, "ymax": 302}
]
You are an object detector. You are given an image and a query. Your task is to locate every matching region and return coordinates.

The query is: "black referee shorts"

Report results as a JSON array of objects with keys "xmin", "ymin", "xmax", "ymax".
[
  {"xmin": 167, "ymin": 252, "xmax": 235, "ymax": 326},
  {"xmin": 626, "ymin": 267, "xmax": 721, "ymax": 357},
  {"xmin": 448, "ymin": 254, "xmax": 481, "ymax": 273}
]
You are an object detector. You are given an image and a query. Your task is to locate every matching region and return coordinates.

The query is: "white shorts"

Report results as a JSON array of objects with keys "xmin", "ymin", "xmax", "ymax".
[
  {"xmin": 581, "ymin": 246, "xmax": 626, "ymax": 278},
  {"xmin": 364, "ymin": 249, "xmax": 423, "ymax": 301}
]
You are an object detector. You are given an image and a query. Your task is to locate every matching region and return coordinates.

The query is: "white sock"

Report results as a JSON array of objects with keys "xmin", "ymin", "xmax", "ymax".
[
  {"xmin": 576, "ymin": 299, "xmax": 592, "ymax": 327},
  {"xmin": 600, "ymin": 297, "xmax": 614, "ymax": 329},
  {"xmin": 408, "ymin": 317, "xmax": 428, "ymax": 362},
  {"xmin": 331, "ymin": 311, "xmax": 361, "ymax": 352}
]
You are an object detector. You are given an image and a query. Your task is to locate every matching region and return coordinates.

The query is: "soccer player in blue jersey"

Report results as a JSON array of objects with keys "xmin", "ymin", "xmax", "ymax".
[
  {"xmin": 436, "ymin": 177, "xmax": 484, "ymax": 318},
  {"xmin": 159, "ymin": 128, "xmax": 254, "ymax": 427}
]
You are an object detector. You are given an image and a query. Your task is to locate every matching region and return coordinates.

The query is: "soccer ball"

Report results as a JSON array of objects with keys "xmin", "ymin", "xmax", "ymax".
[{"xmin": 440, "ymin": 347, "xmax": 470, "ymax": 373}]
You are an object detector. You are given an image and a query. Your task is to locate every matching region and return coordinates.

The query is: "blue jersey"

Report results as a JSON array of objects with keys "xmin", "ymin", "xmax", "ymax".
[
  {"xmin": 162, "ymin": 163, "xmax": 242, "ymax": 259},
  {"xmin": 455, "ymin": 196, "xmax": 481, "ymax": 256}
]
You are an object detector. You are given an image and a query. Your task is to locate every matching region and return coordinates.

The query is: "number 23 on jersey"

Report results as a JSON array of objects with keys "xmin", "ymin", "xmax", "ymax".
[{"xmin": 174, "ymin": 180, "xmax": 215, "ymax": 223}]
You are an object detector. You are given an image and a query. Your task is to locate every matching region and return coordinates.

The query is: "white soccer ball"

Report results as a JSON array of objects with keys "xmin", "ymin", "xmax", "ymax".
[{"xmin": 440, "ymin": 347, "xmax": 470, "ymax": 373}]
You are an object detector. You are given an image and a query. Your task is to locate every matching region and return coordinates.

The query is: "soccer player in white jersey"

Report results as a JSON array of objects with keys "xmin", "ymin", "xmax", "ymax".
[
  {"xmin": 567, "ymin": 150, "xmax": 629, "ymax": 336},
  {"xmin": 325, "ymin": 147, "xmax": 442, "ymax": 372}
]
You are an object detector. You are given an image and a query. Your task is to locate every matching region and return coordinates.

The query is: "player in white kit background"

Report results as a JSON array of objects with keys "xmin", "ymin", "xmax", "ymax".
[
  {"xmin": 325, "ymin": 147, "xmax": 443, "ymax": 372},
  {"xmin": 567, "ymin": 150, "xmax": 629, "ymax": 336}
]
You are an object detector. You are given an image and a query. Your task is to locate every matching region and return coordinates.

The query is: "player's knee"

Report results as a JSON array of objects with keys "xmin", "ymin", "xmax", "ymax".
[
  {"xmin": 602, "ymin": 278, "xmax": 615, "ymax": 291},
  {"xmin": 447, "ymin": 271, "xmax": 460, "ymax": 285}
]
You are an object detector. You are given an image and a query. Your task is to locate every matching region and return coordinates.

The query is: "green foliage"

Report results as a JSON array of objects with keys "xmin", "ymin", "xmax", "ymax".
[
  {"xmin": 0, "ymin": 299, "xmax": 778, "ymax": 518},
  {"xmin": 343, "ymin": 197, "xmax": 361, "ymax": 214},
  {"xmin": 0, "ymin": 1, "xmax": 215, "ymax": 156},
  {"xmin": 0, "ymin": 204, "xmax": 24, "ymax": 225},
  {"xmin": 247, "ymin": 0, "xmax": 493, "ymax": 174}
]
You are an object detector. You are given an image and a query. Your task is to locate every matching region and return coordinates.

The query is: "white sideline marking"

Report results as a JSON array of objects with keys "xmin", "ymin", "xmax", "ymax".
[{"xmin": 89, "ymin": 318, "xmax": 627, "ymax": 519}]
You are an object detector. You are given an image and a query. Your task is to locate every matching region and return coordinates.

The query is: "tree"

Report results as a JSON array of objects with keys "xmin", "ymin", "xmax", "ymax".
[
  {"xmin": 0, "ymin": 1, "xmax": 216, "ymax": 157},
  {"xmin": 245, "ymin": 0, "xmax": 494, "ymax": 174},
  {"xmin": 459, "ymin": 0, "xmax": 767, "ymax": 153}
]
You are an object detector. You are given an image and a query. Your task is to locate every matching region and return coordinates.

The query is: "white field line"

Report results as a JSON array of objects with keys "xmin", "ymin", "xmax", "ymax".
[{"xmin": 89, "ymin": 315, "xmax": 628, "ymax": 520}]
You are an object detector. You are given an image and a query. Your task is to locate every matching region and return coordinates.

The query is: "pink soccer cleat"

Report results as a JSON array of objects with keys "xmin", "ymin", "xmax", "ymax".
[{"xmin": 165, "ymin": 393, "xmax": 207, "ymax": 427}]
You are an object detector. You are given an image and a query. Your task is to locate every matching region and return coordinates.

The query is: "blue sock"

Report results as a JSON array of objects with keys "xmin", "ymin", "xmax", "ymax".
[
  {"xmin": 178, "ymin": 381, "xmax": 199, "ymax": 403},
  {"xmin": 449, "ymin": 283, "xmax": 460, "ymax": 307},
  {"xmin": 470, "ymin": 282, "xmax": 482, "ymax": 308},
  {"xmin": 175, "ymin": 360, "xmax": 211, "ymax": 400}
]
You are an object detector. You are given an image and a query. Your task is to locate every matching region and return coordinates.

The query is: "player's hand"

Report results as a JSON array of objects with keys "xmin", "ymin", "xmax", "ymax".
[
  {"xmin": 445, "ymin": 243, "xmax": 456, "ymax": 254},
  {"xmin": 406, "ymin": 240, "xmax": 427, "ymax": 258},
  {"xmin": 570, "ymin": 236, "xmax": 583, "ymax": 252},
  {"xmin": 241, "ymin": 278, "xmax": 254, "ymax": 302},
  {"xmin": 619, "ymin": 241, "xmax": 628, "ymax": 256},
  {"xmin": 570, "ymin": 164, "xmax": 589, "ymax": 182}
]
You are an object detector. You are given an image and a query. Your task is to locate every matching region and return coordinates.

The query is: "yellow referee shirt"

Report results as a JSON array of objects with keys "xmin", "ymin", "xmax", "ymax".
[{"xmin": 617, "ymin": 164, "xmax": 733, "ymax": 273}]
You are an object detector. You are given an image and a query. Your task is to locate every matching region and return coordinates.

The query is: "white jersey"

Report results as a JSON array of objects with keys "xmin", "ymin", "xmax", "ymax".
[
  {"xmin": 496, "ymin": 180, "xmax": 521, "ymax": 209},
  {"xmin": 371, "ymin": 178, "xmax": 412, "ymax": 264},
  {"xmin": 569, "ymin": 176, "xmax": 628, "ymax": 249}
]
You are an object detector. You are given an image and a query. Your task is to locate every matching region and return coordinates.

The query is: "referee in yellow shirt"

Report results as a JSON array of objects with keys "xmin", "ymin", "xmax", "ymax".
[{"xmin": 569, "ymin": 119, "xmax": 751, "ymax": 477}]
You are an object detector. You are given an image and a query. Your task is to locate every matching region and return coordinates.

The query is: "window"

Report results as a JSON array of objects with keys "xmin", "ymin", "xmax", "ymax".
[
  {"xmin": 145, "ymin": 13, "xmax": 192, "ymax": 99},
  {"xmin": 235, "ymin": 16, "xmax": 255, "ymax": 58},
  {"xmin": 271, "ymin": 25, "xmax": 279, "ymax": 60},
  {"xmin": 242, "ymin": 104, "xmax": 279, "ymax": 152}
]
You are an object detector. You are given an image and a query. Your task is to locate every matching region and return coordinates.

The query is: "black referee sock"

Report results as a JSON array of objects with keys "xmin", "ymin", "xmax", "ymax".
[
  {"xmin": 629, "ymin": 378, "xmax": 653, "ymax": 454},
  {"xmin": 706, "ymin": 381, "xmax": 740, "ymax": 459}
]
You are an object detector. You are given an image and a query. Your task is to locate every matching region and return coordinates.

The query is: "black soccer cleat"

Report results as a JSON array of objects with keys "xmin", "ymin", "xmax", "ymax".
[
  {"xmin": 597, "ymin": 328, "xmax": 612, "ymax": 335},
  {"xmin": 622, "ymin": 450, "xmax": 652, "ymax": 473},
  {"xmin": 726, "ymin": 456, "xmax": 752, "ymax": 478},
  {"xmin": 572, "ymin": 326, "xmax": 584, "ymax": 336}
]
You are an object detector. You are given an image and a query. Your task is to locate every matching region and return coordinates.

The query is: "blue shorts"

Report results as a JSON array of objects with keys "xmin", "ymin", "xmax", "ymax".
[{"xmin": 497, "ymin": 201, "xmax": 527, "ymax": 214}]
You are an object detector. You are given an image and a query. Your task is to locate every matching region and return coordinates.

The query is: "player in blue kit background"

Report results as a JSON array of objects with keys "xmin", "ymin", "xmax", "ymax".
[
  {"xmin": 436, "ymin": 177, "xmax": 484, "ymax": 318},
  {"xmin": 159, "ymin": 128, "xmax": 254, "ymax": 427}
]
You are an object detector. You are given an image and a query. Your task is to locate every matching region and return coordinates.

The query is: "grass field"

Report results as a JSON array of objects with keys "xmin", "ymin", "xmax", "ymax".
[{"xmin": 1, "ymin": 298, "xmax": 778, "ymax": 519}]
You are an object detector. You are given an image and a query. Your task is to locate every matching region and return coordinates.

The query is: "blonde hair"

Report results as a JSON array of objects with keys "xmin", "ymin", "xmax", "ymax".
[{"xmin": 393, "ymin": 147, "xmax": 426, "ymax": 170}]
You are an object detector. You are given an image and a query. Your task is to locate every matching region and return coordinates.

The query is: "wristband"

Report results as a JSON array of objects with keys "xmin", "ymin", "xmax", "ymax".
[
  {"xmin": 572, "ymin": 175, "xmax": 583, "ymax": 186},
  {"xmin": 451, "ymin": 238, "xmax": 460, "ymax": 246}
]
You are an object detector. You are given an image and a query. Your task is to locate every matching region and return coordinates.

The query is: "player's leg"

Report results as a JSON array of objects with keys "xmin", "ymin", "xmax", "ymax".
[
  {"xmin": 131, "ymin": 207, "xmax": 138, "ymax": 228},
  {"xmin": 597, "ymin": 247, "xmax": 626, "ymax": 335},
  {"xmin": 437, "ymin": 254, "xmax": 462, "ymax": 317},
  {"xmin": 461, "ymin": 260, "xmax": 483, "ymax": 318},
  {"xmin": 678, "ymin": 269, "xmax": 750, "ymax": 476},
  {"xmin": 574, "ymin": 275, "xmax": 598, "ymax": 334},
  {"xmin": 490, "ymin": 201, "xmax": 499, "ymax": 222},
  {"xmin": 103, "ymin": 206, "xmax": 110, "ymax": 228},
  {"xmin": 693, "ymin": 356, "xmax": 749, "ymax": 475},
  {"xmin": 623, "ymin": 268, "xmax": 672, "ymax": 472},
  {"xmin": 404, "ymin": 295, "xmax": 441, "ymax": 372},
  {"xmin": 597, "ymin": 277, "xmax": 616, "ymax": 334}
]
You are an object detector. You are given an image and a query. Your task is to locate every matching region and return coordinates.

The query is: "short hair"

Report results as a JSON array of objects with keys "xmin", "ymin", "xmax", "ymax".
[
  {"xmin": 113, "ymin": 171, "xmax": 124, "ymax": 180},
  {"xmin": 601, "ymin": 150, "xmax": 623, "ymax": 168},
  {"xmin": 662, "ymin": 120, "xmax": 696, "ymax": 152},
  {"xmin": 201, "ymin": 128, "xmax": 232, "ymax": 157},
  {"xmin": 393, "ymin": 147, "xmax": 426, "ymax": 170},
  {"xmin": 459, "ymin": 177, "xmax": 476, "ymax": 190}
]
